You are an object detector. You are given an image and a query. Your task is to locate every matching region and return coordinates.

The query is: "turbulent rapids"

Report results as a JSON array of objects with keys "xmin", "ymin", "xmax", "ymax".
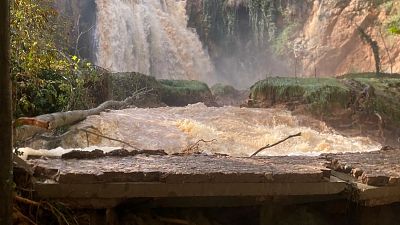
[{"xmin": 22, "ymin": 104, "xmax": 381, "ymax": 158}]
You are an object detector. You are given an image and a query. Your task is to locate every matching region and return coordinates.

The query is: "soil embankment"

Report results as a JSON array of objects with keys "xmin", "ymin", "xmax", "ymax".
[{"xmin": 248, "ymin": 74, "xmax": 400, "ymax": 147}]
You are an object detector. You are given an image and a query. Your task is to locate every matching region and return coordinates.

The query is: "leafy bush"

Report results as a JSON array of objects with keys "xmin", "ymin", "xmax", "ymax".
[{"xmin": 11, "ymin": 0, "xmax": 99, "ymax": 117}]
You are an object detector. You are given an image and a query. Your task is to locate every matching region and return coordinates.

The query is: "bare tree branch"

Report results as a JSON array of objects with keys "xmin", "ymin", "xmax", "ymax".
[
  {"xmin": 80, "ymin": 126, "xmax": 137, "ymax": 149},
  {"xmin": 183, "ymin": 139, "xmax": 217, "ymax": 154},
  {"xmin": 251, "ymin": 132, "xmax": 302, "ymax": 157}
]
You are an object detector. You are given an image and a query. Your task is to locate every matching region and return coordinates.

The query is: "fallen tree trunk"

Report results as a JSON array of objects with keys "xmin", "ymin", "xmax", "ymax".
[{"xmin": 15, "ymin": 89, "xmax": 150, "ymax": 143}]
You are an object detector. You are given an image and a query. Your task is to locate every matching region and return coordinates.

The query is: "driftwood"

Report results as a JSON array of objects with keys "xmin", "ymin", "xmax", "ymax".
[
  {"xmin": 251, "ymin": 132, "xmax": 302, "ymax": 157},
  {"xmin": 14, "ymin": 88, "xmax": 151, "ymax": 143},
  {"xmin": 80, "ymin": 127, "xmax": 136, "ymax": 148},
  {"xmin": 183, "ymin": 139, "xmax": 217, "ymax": 154}
]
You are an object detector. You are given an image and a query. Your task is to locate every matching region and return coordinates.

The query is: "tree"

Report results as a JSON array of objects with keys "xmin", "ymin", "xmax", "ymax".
[
  {"xmin": 11, "ymin": 0, "xmax": 99, "ymax": 118},
  {"xmin": 357, "ymin": 27, "xmax": 381, "ymax": 76},
  {"xmin": 0, "ymin": 0, "xmax": 13, "ymax": 224}
]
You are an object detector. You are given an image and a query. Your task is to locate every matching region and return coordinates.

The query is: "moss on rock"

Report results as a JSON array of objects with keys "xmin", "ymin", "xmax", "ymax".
[
  {"xmin": 352, "ymin": 77, "xmax": 400, "ymax": 124},
  {"xmin": 211, "ymin": 83, "xmax": 248, "ymax": 106},
  {"xmin": 159, "ymin": 80, "xmax": 216, "ymax": 106},
  {"xmin": 250, "ymin": 77, "xmax": 351, "ymax": 114},
  {"xmin": 108, "ymin": 72, "xmax": 164, "ymax": 107},
  {"xmin": 211, "ymin": 83, "xmax": 239, "ymax": 97}
]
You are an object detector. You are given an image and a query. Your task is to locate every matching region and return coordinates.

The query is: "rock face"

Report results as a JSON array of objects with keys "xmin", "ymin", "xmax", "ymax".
[
  {"xmin": 293, "ymin": 0, "xmax": 400, "ymax": 76},
  {"xmin": 56, "ymin": 0, "xmax": 400, "ymax": 84},
  {"xmin": 187, "ymin": 0, "xmax": 400, "ymax": 79},
  {"xmin": 55, "ymin": 0, "xmax": 96, "ymax": 60}
]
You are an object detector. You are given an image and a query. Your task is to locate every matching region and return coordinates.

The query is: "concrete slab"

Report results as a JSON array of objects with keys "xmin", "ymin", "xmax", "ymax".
[
  {"xmin": 27, "ymin": 150, "xmax": 400, "ymax": 207},
  {"xmin": 29, "ymin": 154, "xmax": 330, "ymax": 184},
  {"xmin": 324, "ymin": 149, "xmax": 400, "ymax": 187}
]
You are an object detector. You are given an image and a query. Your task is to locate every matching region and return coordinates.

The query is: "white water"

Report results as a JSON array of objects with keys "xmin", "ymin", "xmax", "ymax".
[
  {"xmin": 21, "ymin": 104, "xmax": 381, "ymax": 159},
  {"xmin": 95, "ymin": 0, "xmax": 215, "ymax": 82}
]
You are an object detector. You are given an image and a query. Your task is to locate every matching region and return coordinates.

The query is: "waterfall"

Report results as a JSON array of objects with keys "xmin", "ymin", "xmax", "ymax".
[{"xmin": 94, "ymin": 0, "xmax": 215, "ymax": 82}]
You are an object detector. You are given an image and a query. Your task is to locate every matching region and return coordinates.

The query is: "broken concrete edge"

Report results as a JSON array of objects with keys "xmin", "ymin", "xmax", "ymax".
[
  {"xmin": 322, "ymin": 149, "xmax": 400, "ymax": 187},
  {"xmin": 357, "ymin": 183, "xmax": 400, "ymax": 206},
  {"xmin": 28, "ymin": 149, "xmax": 400, "ymax": 187}
]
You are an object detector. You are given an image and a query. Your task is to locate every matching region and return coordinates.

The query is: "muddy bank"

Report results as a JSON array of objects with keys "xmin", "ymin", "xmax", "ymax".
[{"xmin": 248, "ymin": 74, "xmax": 400, "ymax": 147}]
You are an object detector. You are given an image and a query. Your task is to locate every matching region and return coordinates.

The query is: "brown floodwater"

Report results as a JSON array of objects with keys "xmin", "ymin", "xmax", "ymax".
[
  {"xmin": 51, "ymin": 103, "xmax": 379, "ymax": 156},
  {"xmin": 21, "ymin": 103, "xmax": 381, "ymax": 159}
]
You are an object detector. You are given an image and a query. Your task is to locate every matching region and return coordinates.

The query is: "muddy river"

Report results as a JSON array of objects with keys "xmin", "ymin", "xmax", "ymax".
[{"xmin": 21, "ymin": 103, "xmax": 381, "ymax": 158}]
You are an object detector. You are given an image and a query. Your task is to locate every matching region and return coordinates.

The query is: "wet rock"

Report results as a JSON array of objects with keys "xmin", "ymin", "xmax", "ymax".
[
  {"xmin": 105, "ymin": 149, "xmax": 131, "ymax": 157},
  {"xmin": 211, "ymin": 83, "xmax": 248, "ymax": 106},
  {"xmin": 159, "ymin": 80, "xmax": 217, "ymax": 107},
  {"xmin": 62, "ymin": 149, "xmax": 105, "ymax": 159}
]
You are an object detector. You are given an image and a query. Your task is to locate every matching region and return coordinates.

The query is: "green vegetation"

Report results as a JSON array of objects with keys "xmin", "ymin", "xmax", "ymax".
[
  {"xmin": 11, "ymin": 0, "xmax": 98, "ymax": 117},
  {"xmin": 251, "ymin": 77, "xmax": 351, "ymax": 113},
  {"xmin": 382, "ymin": 1, "xmax": 400, "ymax": 35},
  {"xmin": 108, "ymin": 74, "xmax": 217, "ymax": 107},
  {"xmin": 251, "ymin": 75, "xmax": 400, "ymax": 126},
  {"xmin": 339, "ymin": 72, "xmax": 400, "ymax": 79},
  {"xmin": 211, "ymin": 83, "xmax": 239, "ymax": 97},
  {"xmin": 109, "ymin": 72, "xmax": 162, "ymax": 101},
  {"xmin": 388, "ymin": 16, "xmax": 400, "ymax": 34},
  {"xmin": 353, "ymin": 77, "xmax": 400, "ymax": 123},
  {"xmin": 272, "ymin": 22, "xmax": 299, "ymax": 56},
  {"xmin": 159, "ymin": 80, "xmax": 215, "ymax": 106},
  {"xmin": 195, "ymin": 0, "xmax": 282, "ymax": 46}
]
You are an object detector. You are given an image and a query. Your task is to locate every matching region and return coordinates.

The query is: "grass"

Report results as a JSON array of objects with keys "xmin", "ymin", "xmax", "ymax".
[
  {"xmin": 339, "ymin": 72, "xmax": 400, "ymax": 79},
  {"xmin": 353, "ymin": 77, "xmax": 400, "ymax": 123},
  {"xmin": 251, "ymin": 77, "xmax": 351, "ymax": 113},
  {"xmin": 251, "ymin": 75, "xmax": 400, "ymax": 124},
  {"xmin": 109, "ymin": 72, "xmax": 162, "ymax": 101},
  {"xmin": 211, "ymin": 83, "xmax": 239, "ymax": 97},
  {"xmin": 159, "ymin": 80, "xmax": 213, "ymax": 106}
]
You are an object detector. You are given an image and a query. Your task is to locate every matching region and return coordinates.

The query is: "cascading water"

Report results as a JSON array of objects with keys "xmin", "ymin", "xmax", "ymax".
[
  {"xmin": 21, "ymin": 103, "xmax": 381, "ymax": 159},
  {"xmin": 95, "ymin": 0, "xmax": 215, "ymax": 82}
]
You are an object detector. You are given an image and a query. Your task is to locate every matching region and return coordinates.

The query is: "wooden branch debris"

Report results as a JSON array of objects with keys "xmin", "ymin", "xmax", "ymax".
[
  {"xmin": 80, "ymin": 127, "xmax": 137, "ymax": 149},
  {"xmin": 14, "ymin": 195, "xmax": 40, "ymax": 207},
  {"xmin": 14, "ymin": 88, "xmax": 152, "ymax": 143},
  {"xmin": 250, "ymin": 132, "xmax": 302, "ymax": 157},
  {"xmin": 183, "ymin": 139, "xmax": 217, "ymax": 154},
  {"xmin": 375, "ymin": 112, "xmax": 385, "ymax": 142}
]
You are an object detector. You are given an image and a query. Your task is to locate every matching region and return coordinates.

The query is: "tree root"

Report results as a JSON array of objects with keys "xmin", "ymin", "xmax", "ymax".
[
  {"xmin": 14, "ymin": 194, "xmax": 79, "ymax": 225},
  {"xmin": 14, "ymin": 195, "xmax": 40, "ymax": 207}
]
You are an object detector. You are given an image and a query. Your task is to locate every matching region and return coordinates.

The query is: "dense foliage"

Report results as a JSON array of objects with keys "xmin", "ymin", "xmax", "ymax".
[
  {"xmin": 11, "ymin": 0, "xmax": 99, "ymax": 117},
  {"xmin": 388, "ymin": 19, "xmax": 400, "ymax": 35},
  {"xmin": 382, "ymin": 1, "xmax": 400, "ymax": 35}
]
